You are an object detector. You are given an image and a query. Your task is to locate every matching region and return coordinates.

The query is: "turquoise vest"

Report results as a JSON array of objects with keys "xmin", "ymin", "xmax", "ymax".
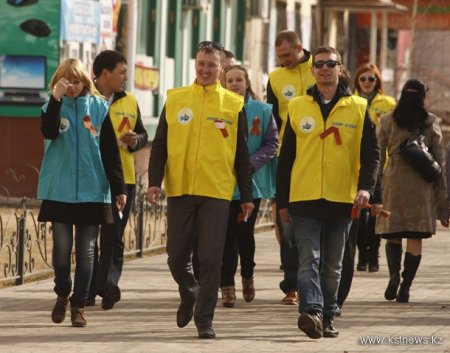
[
  {"xmin": 37, "ymin": 95, "xmax": 112, "ymax": 203},
  {"xmin": 233, "ymin": 97, "xmax": 277, "ymax": 200}
]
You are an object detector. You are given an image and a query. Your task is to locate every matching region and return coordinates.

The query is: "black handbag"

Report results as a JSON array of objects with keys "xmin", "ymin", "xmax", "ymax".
[{"xmin": 398, "ymin": 132, "xmax": 441, "ymax": 183}]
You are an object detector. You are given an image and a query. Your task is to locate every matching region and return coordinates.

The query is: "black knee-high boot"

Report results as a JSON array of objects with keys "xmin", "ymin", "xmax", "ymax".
[
  {"xmin": 396, "ymin": 252, "xmax": 421, "ymax": 303},
  {"xmin": 384, "ymin": 243, "xmax": 402, "ymax": 300}
]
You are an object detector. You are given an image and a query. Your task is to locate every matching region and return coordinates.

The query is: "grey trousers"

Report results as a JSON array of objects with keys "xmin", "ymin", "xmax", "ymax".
[{"xmin": 166, "ymin": 195, "xmax": 230, "ymax": 328}]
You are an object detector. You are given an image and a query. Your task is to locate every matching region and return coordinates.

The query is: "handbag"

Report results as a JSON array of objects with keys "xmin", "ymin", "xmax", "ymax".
[{"xmin": 398, "ymin": 131, "xmax": 441, "ymax": 183}]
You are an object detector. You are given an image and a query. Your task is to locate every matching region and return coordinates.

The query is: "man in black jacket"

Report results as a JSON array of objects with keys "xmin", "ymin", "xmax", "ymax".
[
  {"xmin": 146, "ymin": 41, "xmax": 253, "ymax": 339},
  {"xmin": 88, "ymin": 50, "xmax": 148, "ymax": 310},
  {"xmin": 277, "ymin": 46, "xmax": 379, "ymax": 339}
]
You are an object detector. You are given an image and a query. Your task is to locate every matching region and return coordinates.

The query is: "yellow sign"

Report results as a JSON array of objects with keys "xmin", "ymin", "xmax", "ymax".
[{"xmin": 134, "ymin": 63, "xmax": 159, "ymax": 91}]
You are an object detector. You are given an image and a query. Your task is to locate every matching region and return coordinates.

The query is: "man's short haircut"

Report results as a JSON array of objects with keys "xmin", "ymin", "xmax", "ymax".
[
  {"xmin": 275, "ymin": 30, "xmax": 301, "ymax": 47},
  {"xmin": 196, "ymin": 41, "xmax": 225, "ymax": 62},
  {"xmin": 312, "ymin": 46, "xmax": 342, "ymax": 64},
  {"xmin": 223, "ymin": 49, "xmax": 236, "ymax": 60},
  {"xmin": 93, "ymin": 50, "xmax": 127, "ymax": 78}
]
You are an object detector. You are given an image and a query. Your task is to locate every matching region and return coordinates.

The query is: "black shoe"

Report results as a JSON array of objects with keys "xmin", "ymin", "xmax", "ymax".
[
  {"xmin": 102, "ymin": 286, "xmax": 121, "ymax": 310},
  {"xmin": 176, "ymin": 302, "xmax": 194, "ymax": 328},
  {"xmin": 323, "ymin": 316, "xmax": 339, "ymax": 338},
  {"xmin": 298, "ymin": 312, "xmax": 323, "ymax": 339},
  {"xmin": 85, "ymin": 297, "xmax": 96, "ymax": 307},
  {"xmin": 197, "ymin": 326, "xmax": 216, "ymax": 339},
  {"xmin": 368, "ymin": 265, "xmax": 379, "ymax": 272},
  {"xmin": 356, "ymin": 263, "xmax": 367, "ymax": 271}
]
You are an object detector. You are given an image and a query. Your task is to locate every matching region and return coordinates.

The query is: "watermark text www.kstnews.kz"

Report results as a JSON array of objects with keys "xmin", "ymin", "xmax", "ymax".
[{"xmin": 359, "ymin": 336, "xmax": 444, "ymax": 345}]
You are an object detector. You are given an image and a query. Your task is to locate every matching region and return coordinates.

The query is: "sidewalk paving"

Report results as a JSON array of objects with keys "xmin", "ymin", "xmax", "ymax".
[{"xmin": 1, "ymin": 226, "xmax": 450, "ymax": 353}]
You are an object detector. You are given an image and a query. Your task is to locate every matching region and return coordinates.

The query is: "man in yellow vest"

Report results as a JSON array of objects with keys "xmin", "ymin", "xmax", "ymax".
[
  {"xmin": 219, "ymin": 49, "xmax": 237, "ymax": 86},
  {"xmin": 267, "ymin": 30, "xmax": 316, "ymax": 305},
  {"xmin": 277, "ymin": 47, "xmax": 379, "ymax": 339},
  {"xmin": 89, "ymin": 50, "xmax": 148, "ymax": 310},
  {"xmin": 146, "ymin": 41, "xmax": 254, "ymax": 339}
]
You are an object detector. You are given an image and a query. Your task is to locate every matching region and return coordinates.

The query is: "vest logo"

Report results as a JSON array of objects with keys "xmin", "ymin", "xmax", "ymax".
[
  {"xmin": 59, "ymin": 118, "xmax": 70, "ymax": 133},
  {"xmin": 282, "ymin": 85, "xmax": 296, "ymax": 100},
  {"xmin": 300, "ymin": 116, "xmax": 315, "ymax": 133},
  {"xmin": 177, "ymin": 108, "xmax": 193, "ymax": 125}
]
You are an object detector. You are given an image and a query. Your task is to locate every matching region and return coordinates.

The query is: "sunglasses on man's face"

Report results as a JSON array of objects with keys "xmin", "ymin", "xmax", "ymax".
[
  {"xmin": 359, "ymin": 76, "xmax": 376, "ymax": 83},
  {"xmin": 198, "ymin": 41, "xmax": 224, "ymax": 51},
  {"xmin": 312, "ymin": 60, "xmax": 340, "ymax": 69}
]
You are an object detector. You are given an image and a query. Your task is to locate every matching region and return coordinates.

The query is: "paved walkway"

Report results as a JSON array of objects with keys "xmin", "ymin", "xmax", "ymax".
[{"xmin": 1, "ymin": 226, "xmax": 450, "ymax": 353}]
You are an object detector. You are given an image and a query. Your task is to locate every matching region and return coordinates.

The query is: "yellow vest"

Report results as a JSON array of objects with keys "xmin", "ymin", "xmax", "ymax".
[
  {"xmin": 355, "ymin": 91, "xmax": 396, "ymax": 125},
  {"xmin": 109, "ymin": 91, "xmax": 139, "ymax": 184},
  {"xmin": 287, "ymin": 94, "xmax": 367, "ymax": 203},
  {"xmin": 268, "ymin": 57, "xmax": 316, "ymax": 150},
  {"xmin": 165, "ymin": 82, "xmax": 244, "ymax": 200}
]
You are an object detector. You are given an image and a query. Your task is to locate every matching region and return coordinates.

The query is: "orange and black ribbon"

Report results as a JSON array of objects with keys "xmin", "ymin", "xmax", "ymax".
[
  {"xmin": 83, "ymin": 115, "xmax": 98, "ymax": 136},
  {"xmin": 351, "ymin": 204, "xmax": 391, "ymax": 219},
  {"xmin": 118, "ymin": 116, "xmax": 132, "ymax": 132},
  {"xmin": 319, "ymin": 126, "xmax": 342, "ymax": 145},
  {"xmin": 250, "ymin": 117, "xmax": 261, "ymax": 136}
]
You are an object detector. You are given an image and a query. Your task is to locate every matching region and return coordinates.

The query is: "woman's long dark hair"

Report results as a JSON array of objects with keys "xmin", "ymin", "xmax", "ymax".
[{"xmin": 393, "ymin": 79, "xmax": 428, "ymax": 131}]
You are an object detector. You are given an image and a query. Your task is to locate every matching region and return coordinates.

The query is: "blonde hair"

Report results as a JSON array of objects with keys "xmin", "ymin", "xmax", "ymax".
[{"xmin": 49, "ymin": 58, "xmax": 101, "ymax": 97}]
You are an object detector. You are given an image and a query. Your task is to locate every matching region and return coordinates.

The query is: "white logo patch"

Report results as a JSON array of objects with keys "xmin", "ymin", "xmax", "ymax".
[
  {"xmin": 281, "ymin": 85, "xmax": 296, "ymax": 100},
  {"xmin": 177, "ymin": 108, "xmax": 193, "ymax": 125},
  {"xmin": 59, "ymin": 118, "xmax": 70, "ymax": 133},
  {"xmin": 299, "ymin": 117, "xmax": 315, "ymax": 133}
]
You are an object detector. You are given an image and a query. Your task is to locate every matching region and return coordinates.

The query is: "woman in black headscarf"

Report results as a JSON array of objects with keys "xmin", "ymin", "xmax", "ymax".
[{"xmin": 376, "ymin": 79, "xmax": 449, "ymax": 303}]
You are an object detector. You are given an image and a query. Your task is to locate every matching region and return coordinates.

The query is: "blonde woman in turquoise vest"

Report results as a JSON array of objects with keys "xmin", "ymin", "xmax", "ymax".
[
  {"xmin": 38, "ymin": 58, "xmax": 126, "ymax": 327},
  {"xmin": 353, "ymin": 63, "xmax": 396, "ymax": 273},
  {"xmin": 219, "ymin": 65, "xmax": 279, "ymax": 308}
]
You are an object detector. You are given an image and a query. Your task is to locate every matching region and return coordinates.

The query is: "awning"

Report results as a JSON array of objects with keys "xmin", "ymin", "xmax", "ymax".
[{"xmin": 320, "ymin": 0, "xmax": 408, "ymax": 13}]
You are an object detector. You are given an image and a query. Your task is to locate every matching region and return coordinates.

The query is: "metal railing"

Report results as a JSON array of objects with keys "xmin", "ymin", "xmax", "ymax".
[{"xmin": 0, "ymin": 189, "xmax": 273, "ymax": 287}]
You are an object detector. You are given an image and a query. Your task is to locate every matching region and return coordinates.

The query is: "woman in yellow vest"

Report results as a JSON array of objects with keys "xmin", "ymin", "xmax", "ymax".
[{"xmin": 353, "ymin": 63, "xmax": 396, "ymax": 273}]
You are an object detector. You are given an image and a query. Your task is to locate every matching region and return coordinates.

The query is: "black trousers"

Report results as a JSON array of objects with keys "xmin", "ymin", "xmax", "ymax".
[
  {"xmin": 356, "ymin": 209, "xmax": 380, "ymax": 266},
  {"xmin": 337, "ymin": 218, "xmax": 358, "ymax": 307},
  {"xmin": 167, "ymin": 195, "xmax": 230, "ymax": 328},
  {"xmin": 220, "ymin": 198, "xmax": 261, "ymax": 287},
  {"xmin": 89, "ymin": 184, "xmax": 136, "ymax": 298}
]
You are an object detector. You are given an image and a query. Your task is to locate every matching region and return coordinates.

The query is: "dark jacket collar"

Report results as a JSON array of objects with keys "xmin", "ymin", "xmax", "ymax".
[{"xmin": 307, "ymin": 82, "xmax": 352, "ymax": 103}]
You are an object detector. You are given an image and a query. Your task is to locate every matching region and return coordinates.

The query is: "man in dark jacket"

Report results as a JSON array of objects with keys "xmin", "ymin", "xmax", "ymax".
[
  {"xmin": 89, "ymin": 50, "xmax": 148, "ymax": 310},
  {"xmin": 277, "ymin": 46, "xmax": 379, "ymax": 339}
]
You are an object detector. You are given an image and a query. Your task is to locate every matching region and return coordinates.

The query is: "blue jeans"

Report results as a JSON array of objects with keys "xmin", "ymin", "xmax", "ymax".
[
  {"xmin": 291, "ymin": 216, "xmax": 351, "ymax": 317},
  {"xmin": 52, "ymin": 223, "xmax": 98, "ymax": 305}
]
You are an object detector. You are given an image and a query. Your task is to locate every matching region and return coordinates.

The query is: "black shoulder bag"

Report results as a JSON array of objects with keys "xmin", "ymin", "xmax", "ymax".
[{"xmin": 398, "ymin": 129, "xmax": 441, "ymax": 183}]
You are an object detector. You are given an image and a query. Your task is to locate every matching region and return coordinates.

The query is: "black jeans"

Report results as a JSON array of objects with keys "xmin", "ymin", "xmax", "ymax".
[
  {"xmin": 277, "ymin": 203, "xmax": 298, "ymax": 294},
  {"xmin": 337, "ymin": 218, "xmax": 358, "ymax": 307},
  {"xmin": 356, "ymin": 209, "xmax": 380, "ymax": 266},
  {"xmin": 220, "ymin": 199, "xmax": 261, "ymax": 287},
  {"xmin": 90, "ymin": 184, "xmax": 135, "ymax": 297},
  {"xmin": 167, "ymin": 195, "xmax": 230, "ymax": 328}
]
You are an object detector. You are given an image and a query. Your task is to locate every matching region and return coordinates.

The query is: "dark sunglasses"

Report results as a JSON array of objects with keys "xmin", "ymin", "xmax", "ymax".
[
  {"xmin": 359, "ymin": 76, "xmax": 376, "ymax": 83},
  {"xmin": 313, "ymin": 60, "xmax": 340, "ymax": 69},
  {"xmin": 198, "ymin": 41, "xmax": 224, "ymax": 51}
]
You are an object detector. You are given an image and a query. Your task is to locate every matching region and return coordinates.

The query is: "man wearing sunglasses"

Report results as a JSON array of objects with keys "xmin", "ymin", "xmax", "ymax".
[
  {"xmin": 277, "ymin": 46, "xmax": 379, "ymax": 339},
  {"xmin": 267, "ymin": 30, "xmax": 316, "ymax": 306},
  {"xmin": 146, "ymin": 41, "xmax": 254, "ymax": 339}
]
